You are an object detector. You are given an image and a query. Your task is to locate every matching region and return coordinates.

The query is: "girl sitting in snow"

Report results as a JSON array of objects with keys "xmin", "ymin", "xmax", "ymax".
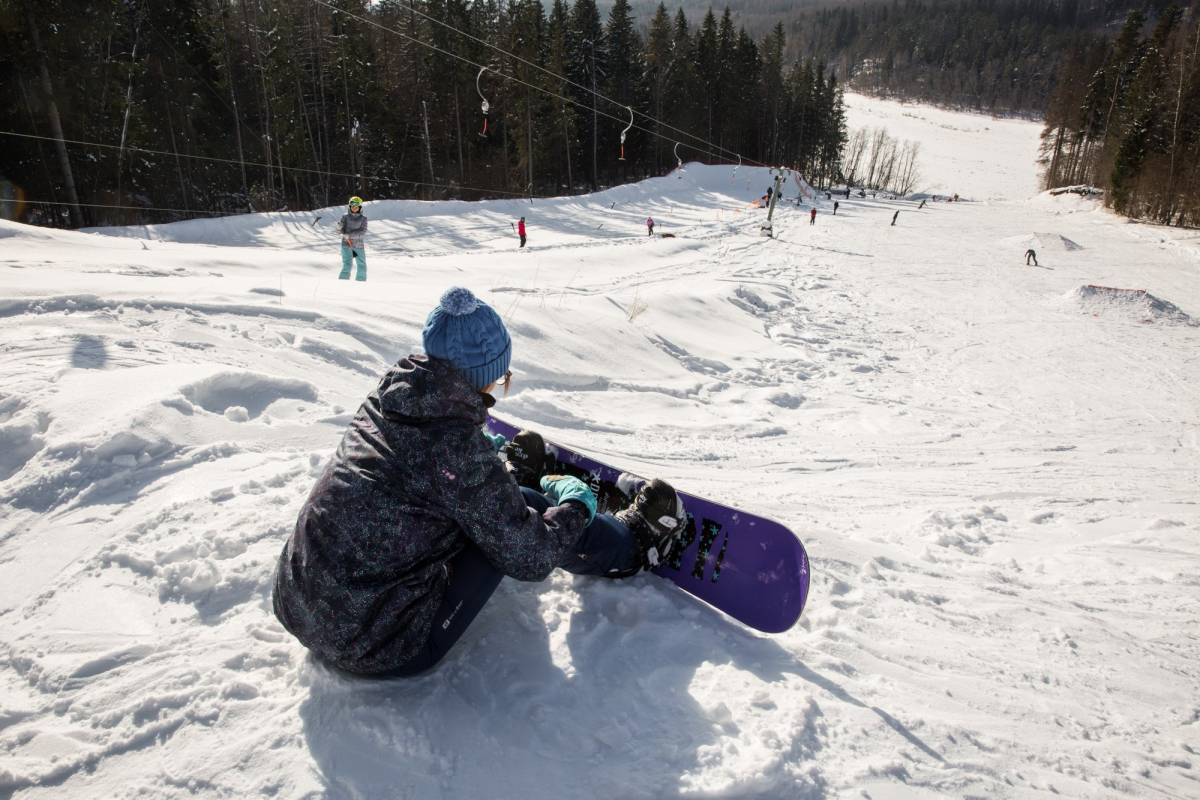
[{"xmin": 271, "ymin": 287, "xmax": 685, "ymax": 676}]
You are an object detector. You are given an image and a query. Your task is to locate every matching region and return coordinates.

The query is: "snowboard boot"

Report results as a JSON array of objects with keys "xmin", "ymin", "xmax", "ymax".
[
  {"xmin": 615, "ymin": 478, "xmax": 686, "ymax": 572},
  {"xmin": 504, "ymin": 429, "xmax": 549, "ymax": 490}
]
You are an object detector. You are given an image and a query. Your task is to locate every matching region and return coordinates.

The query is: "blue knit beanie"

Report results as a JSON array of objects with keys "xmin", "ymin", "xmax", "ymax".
[{"xmin": 422, "ymin": 287, "xmax": 512, "ymax": 390}]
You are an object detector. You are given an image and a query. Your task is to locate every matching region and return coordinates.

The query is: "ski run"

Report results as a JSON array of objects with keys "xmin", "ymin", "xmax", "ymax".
[{"xmin": 1, "ymin": 95, "xmax": 1197, "ymax": 799}]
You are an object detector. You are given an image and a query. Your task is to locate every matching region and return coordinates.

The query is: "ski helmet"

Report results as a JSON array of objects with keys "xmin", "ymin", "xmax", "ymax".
[{"xmin": 349, "ymin": 196, "xmax": 363, "ymax": 208}]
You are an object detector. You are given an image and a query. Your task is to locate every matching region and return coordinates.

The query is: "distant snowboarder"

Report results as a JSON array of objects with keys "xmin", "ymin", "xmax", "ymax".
[
  {"xmin": 833, "ymin": 200, "xmax": 839, "ymax": 215},
  {"xmin": 918, "ymin": 199, "xmax": 926, "ymax": 209},
  {"xmin": 891, "ymin": 210, "xmax": 900, "ymax": 226},
  {"xmin": 337, "ymin": 196, "xmax": 368, "ymax": 282},
  {"xmin": 809, "ymin": 207, "xmax": 817, "ymax": 225},
  {"xmin": 518, "ymin": 217, "xmax": 527, "ymax": 248},
  {"xmin": 1025, "ymin": 248, "xmax": 1038, "ymax": 266},
  {"xmin": 953, "ymin": 193, "xmax": 959, "ymax": 202},
  {"xmin": 271, "ymin": 287, "xmax": 686, "ymax": 676},
  {"xmin": 647, "ymin": 217, "xmax": 655, "ymax": 236}
]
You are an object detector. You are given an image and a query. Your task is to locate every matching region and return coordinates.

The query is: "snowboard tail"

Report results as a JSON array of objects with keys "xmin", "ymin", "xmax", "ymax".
[{"xmin": 486, "ymin": 416, "xmax": 810, "ymax": 633}]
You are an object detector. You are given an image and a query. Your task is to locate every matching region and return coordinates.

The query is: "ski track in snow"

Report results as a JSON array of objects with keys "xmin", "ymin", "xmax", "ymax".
[{"xmin": 1, "ymin": 96, "xmax": 1199, "ymax": 798}]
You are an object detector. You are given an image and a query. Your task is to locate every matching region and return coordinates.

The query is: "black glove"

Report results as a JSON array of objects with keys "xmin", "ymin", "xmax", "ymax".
[{"xmin": 504, "ymin": 429, "xmax": 550, "ymax": 489}]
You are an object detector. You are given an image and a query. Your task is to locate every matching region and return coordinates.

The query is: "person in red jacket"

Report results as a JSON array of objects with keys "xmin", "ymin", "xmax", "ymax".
[
  {"xmin": 518, "ymin": 216, "xmax": 527, "ymax": 248},
  {"xmin": 810, "ymin": 207, "xmax": 817, "ymax": 225}
]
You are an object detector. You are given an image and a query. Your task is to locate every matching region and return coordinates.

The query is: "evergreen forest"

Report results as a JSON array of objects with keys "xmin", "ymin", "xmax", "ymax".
[
  {"xmin": 0, "ymin": 0, "xmax": 847, "ymax": 226},
  {"xmin": 1, "ymin": 0, "xmax": 1198, "ymax": 228},
  {"xmin": 712, "ymin": 0, "xmax": 1180, "ymax": 117},
  {"xmin": 1039, "ymin": 5, "xmax": 1200, "ymax": 226}
]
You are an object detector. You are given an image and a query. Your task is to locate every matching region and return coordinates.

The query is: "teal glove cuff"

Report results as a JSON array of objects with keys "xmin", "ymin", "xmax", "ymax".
[{"xmin": 539, "ymin": 475, "xmax": 597, "ymax": 525}]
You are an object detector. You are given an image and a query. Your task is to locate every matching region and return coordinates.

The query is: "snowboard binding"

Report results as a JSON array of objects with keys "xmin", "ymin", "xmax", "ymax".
[
  {"xmin": 504, "ymin": 429, "xmax": 551, "ymax": 490},
  {"xmin": 615, "ymin": 478, "xmax": 686, "ymax": 572}
]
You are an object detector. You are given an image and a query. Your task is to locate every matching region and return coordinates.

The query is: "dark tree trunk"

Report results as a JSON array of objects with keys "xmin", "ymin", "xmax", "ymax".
[{"xmin": 27, "ymin": 6, "xmax": 84, "ymax": 226}]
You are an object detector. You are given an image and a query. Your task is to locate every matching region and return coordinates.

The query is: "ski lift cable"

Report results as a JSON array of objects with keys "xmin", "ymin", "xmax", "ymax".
[
  {"xmin": 307, "ymin": 0, "xmax": 762, "ymax": 169},
  {"xmin": 144, "ymin": 19, "xmax": 537, "ymax": 199},
  {"xmin": 1, "ymin": 197, "xmax": 246, "ymax": 217},
  {"xmin": 354, "ymin": 0, "xmax": 759, "ymax": 167},
  {"xmin": 0, "ymin": 130, "xmax": 551, "ymax": 200},
  {"xmin": 307, "ymin": 0, "xmax": 692, "ymax": 158}
]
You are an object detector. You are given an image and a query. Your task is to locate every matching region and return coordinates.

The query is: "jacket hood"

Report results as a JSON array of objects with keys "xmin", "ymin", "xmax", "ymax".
[{"xmin": 374, "ymin": 354, "xmax": 491, "ymax": 425}]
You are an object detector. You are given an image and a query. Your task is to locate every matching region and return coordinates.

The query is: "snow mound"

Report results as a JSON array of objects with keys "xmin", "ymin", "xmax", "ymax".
[
  {"xmin": 1035, "ymin": 232, "xmax": 1083, "ymax": 250},
  {"xmin": 1049, "ymin": 185, "xmax": 1103, "ymax": 197},
  {"xmin": 1063, "ymin": 285, "xmax": 1197, "ymax": 326},
  {"xmin": 180, "ymin": 371, "xmax": 319, "ymax": 419},
  {"xmin": 1030, "ymin": 187, "xmax": 1104, "ymax": 213},
  {"xmin": 1001, "ymin": 232, "xmax": 1083, "ymax": 251}
]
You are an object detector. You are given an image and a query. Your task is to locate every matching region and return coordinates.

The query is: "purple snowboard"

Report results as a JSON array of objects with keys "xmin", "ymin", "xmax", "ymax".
[{"xmin": 487, "ymin": 416, "xmax": 810, "ymax": 633}]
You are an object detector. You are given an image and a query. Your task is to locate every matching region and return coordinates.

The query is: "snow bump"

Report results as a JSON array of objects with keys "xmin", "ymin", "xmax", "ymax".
[{"xmin": 180, "ymin": 371, "xmax": 319, "ymax": 419}]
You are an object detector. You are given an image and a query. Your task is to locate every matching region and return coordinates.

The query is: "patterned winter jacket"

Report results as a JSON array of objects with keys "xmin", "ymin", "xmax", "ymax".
[
  {"xmin": 336, "ymin": 211, "xmax": 368, "ymax": 249},
  {"xmin": 272, "ymin": 354, "xmax": 586, "ymax": 674}
]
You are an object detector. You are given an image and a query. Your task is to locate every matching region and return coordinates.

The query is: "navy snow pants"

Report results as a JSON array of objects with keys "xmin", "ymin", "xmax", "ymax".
[{"xmin": 385, "ymin": 487, "xmax": 639, "ymax": 676}]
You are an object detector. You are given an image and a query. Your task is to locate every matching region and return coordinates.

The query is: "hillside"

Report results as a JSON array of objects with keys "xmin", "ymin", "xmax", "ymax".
[{"xmin": 1, "ymin": 96, "xmax": 1197, "ymax": 798}]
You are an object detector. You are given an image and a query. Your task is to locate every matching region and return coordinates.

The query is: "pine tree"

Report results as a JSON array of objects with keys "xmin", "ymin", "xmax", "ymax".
[
  {"xmin": 603, "ymin": 0, "xmax": 641, "ymax": 179},
  {"xmin": 643, "ymin": 4, "xmax": 674, "ymax": 174},
  {"xmin": 544, "ymin": 0, "xmax": 576, "ymax": 191},
  {"xmin": 693, "ymin": 9, "xmax": 719, "ymax": 158},
  {"xmin": 760, "ymin": 23, "xmax": 785, "ymax": 164},
  {"xmin": 567, "ymin": 0, "xmax": 605, "ymax": 189}
]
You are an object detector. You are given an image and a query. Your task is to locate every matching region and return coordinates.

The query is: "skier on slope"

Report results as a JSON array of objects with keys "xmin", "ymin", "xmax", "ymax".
[
  {"xmin": 1025, "ymin": 248, "xmax": 1038, "ymax": 266},
  {"xmin": 337, "ymin": 196, "xmax": 368, "ymax": 281},
  {"xmin": 833, "ymin": 200, "xmax": 839, "ymax": 215},
  {"xmin": 517, "ymin": 216, "xmax": 527, "ymax": 248},
  {"xmin": 647, "ymin": 216, "xmax": 655, "ymax": 236},
  {"xmin": 810, "ymin": 207, "xmax": 817, "ymax": 225},
  {"xmin": 891, "ymin": 210, "xmax": 900, "ymax": 226},
  {"xmin": 271, "ymin": 287, "xmax": 686, "ymax": 676}
]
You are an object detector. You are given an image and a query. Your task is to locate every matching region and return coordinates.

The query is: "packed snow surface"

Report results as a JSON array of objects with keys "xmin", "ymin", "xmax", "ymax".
[
  {"xmin": 2, "ymin": 98, "xmax": 1199, "ymax": 798},
  {"xmin": 843, "ymin": 93, "xmax": 1044, "ymax": 201}
]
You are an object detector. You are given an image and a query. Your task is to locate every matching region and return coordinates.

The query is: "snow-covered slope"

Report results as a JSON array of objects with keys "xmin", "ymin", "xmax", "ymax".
[
  {"xmin": 843, "ymin": 93, "xmax": 1044, "ymax": 201},
  {"xmin": 1, "ymin": 98, "xmax": 1198, "ymax": 798}
]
